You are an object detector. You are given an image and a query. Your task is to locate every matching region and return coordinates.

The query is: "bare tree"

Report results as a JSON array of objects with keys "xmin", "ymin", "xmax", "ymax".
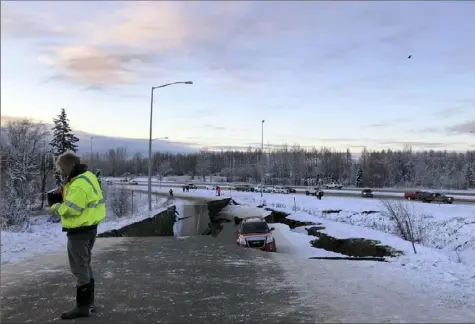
[
  {"xmin": 1, "ymin": 120, "xmax": 48, "ymax": 230},
  {"xmin": 196, "ymin": 149, "xmax": 210, "ymax": 182},
  {"xmin": 39, "ymin": 142, "xmax": 55, "ymax": 209},
  {"xmin": 380, "ymin": 200, "xmax": 429, "ymax": 244},
  {"xmin": 109, "ymin": 186, "xmax": 132, "ymax": 218},
  {"xmin": 157, "ymin": 160, "xmax": 171, "ymax": 180}
]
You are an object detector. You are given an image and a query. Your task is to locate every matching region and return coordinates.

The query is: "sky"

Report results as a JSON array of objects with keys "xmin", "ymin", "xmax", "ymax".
[{"xmin": 1, "ymin": 1, "xmax": 474, "ymax": 153}]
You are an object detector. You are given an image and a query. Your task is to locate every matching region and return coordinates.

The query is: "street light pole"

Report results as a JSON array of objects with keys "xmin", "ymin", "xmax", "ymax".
[
  {"xmin": 261, "ymin": 119, "xmax": 265, "ymax": 198},
  {"xmin": 148, "ymin": 81, "xmax": 193, "ymax": 211}
]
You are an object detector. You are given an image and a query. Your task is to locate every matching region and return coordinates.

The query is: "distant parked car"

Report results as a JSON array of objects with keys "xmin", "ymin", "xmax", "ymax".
[
  {"xmin": 106, "ymin": 180, "xmax": 113, "ymax": 185},
  {"xmin": 263, "ymin": 187, "xmax": 274, "ymax": 193},
  {"xmin": 272, "ymin": 186, "xmax": 289, "ymax": 194},
  {"xmin": 253, "ymin": 186, "xmax": 264, "ymax": 193},
  {"xmin": 128, "ymin": 180, "xmax": 138, "ymax": 185},
  {"xmin": 404, "ymin": 191, "xmax": 428, "ymax": 200},
  {"xmin": 120, "ymin": 178, "xmax": 129, "ymax": 182},
  {"xmin": 361, "ymin": 189, "xmax": 374, "ymax": 198},
  {"xmin": 235, "ymin": 184, "xmax": 253, "ymax": 192},
  {"xmin": 324, "ymin": 182, "xmax": 343, "ymax": 189},
  {"xmin": 283, "ymin": 186, "xmax": 297, "ymax": 193},
  {"xmin": 236, "ymin": 217, "xmax": 276, "ymax": 252},
  {"xmin": 188, "ymin": 183, "xmax": 198, "ymax": 190},
  {"xmin": 420, "ymin": 192, "xmax": 454, "ymax": 204},
  {"xmin": 305, "ymin": 187, "xmax": 323, "ymax": 196}
]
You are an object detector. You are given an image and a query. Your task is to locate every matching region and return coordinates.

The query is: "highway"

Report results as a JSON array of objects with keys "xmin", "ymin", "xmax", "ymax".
[
  {"xmin": 110, "ymin": 180, "xmax": 475, "ymax": 205},
  {"xmin": 108, "ymin": 178, "xmax": 475, "ymax": 197}
]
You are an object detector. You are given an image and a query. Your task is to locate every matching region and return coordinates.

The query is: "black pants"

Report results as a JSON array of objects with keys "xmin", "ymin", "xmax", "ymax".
[{"xmin": 67, "ymin": 229, "xmax": 97, "ymax": 287}]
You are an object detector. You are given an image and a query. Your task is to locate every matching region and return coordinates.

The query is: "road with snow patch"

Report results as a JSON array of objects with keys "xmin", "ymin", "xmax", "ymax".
[{"xmin": 2, "ymin": 220, "xmax": 474, "ymax": 323}]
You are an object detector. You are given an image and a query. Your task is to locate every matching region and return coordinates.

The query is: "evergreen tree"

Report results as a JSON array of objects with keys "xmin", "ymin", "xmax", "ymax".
[
  {"xmin": 356, "ymin": 168, "xmax": 363, "ymax": 187},
  {"xmin": 464, "ymin": 165, "xmax": 473, "ymax": 189},
  {"xmin": 49, "ymin": 108, "xmax": 79, "ymax": 157}
]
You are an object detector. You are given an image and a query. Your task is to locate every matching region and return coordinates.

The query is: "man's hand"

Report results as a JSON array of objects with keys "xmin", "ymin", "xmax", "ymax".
[{"xmin": 54, "ymin": 187, "xmax": 63, "ymax": 195}]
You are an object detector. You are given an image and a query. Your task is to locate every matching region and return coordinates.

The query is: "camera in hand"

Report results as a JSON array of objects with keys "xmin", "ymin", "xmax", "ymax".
[{"xmin": 47, "ymin": 188, "xmax": 63, "ymax": 207}]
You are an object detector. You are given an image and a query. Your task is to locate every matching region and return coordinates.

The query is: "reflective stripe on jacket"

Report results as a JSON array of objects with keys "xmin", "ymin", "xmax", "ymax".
[{"xmin": 50, "ymin": 171, "xmax": 106, "ymax": 230}]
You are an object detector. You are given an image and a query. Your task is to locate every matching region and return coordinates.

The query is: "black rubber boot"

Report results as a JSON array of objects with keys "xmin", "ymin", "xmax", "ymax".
[
  {"xmin": 60, "ymin": 284, "xmax": 91, "ymax": 320},
  {"xmin": 89, "ymin": 278, "xmax": 96, "ymax": 313}
]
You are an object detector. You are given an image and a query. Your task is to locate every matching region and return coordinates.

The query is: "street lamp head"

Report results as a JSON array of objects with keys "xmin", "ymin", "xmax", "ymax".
[
  {"xmin": 184, "ymin": 81, "xmax": 193, "ymax": 85},
  {"xmin": 262, "ymin": 120, "xmax": 265, "ymax": 123}
]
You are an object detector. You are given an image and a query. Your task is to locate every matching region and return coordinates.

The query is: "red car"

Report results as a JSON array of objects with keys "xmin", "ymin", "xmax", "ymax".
[
  {"xmin": 404, "ymin": 191, "xmax": 428, "ymax": 200},
  {"xmin": 236, "ymin": 217, "xmax": 277, "ymax": 252}
]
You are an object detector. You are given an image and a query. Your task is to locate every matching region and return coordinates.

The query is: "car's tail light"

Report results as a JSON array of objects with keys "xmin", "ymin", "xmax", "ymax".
[{"xmin": 265, "ymin": 236, "xmax": 274, "ymax": 243}]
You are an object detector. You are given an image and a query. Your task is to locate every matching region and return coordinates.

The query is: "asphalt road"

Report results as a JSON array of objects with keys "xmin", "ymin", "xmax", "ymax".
[
  {"xmin": 1, "ymin": 225, "xmax": 320, "ymax": 323},
  {"xmin": 2, "ymin": 212, "xmax": 474, "ymax": 323}
]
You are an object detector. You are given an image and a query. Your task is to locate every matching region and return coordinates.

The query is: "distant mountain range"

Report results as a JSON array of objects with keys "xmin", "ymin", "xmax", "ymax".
[{"xmin": 1, "ymin": 115, "xmax": 198, "ymax": 156}]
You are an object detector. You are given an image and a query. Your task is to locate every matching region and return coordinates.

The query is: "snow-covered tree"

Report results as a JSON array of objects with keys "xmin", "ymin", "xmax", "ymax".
[
  {"xmin": 1, "ymin": 120, "xmax": 48, "ymax": 230},
  {"xmin": 464, "ymin": 164, "xmax": 473, "ymax": 189},
  {"xmin": 196, "ymin": 149, "xmax": 211, "ymax": 181},
  {"xmin": 109, "ymin": 186, "xmax": 132, "ymax": 218},
  {"xmin": 49, "ymin": 108, "xmax": 79, "ymax": 157},
  {"xmin": 356, "ymin": 168, "xmax": 363, "ymax": 187}
]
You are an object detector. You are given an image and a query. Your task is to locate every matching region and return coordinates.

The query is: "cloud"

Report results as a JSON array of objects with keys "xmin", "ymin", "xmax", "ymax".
[
  {"xmin": 202, "ymin": 124, "xmax": 226, "ymax": 131},
  {"xmin": 41, "ymin": 45, "xmax": 155, "ymax": 86},
  {"xmin": 447, "ymin": 120, "xmax": 475, "ymax": 134},
  {"xmin": 363, "ymin": 118, "xmax": 409, "ymax": 129},
  {"xmin": 409, "ymin": 127, "xmax": 440, "ymax": 134},
  {"xmin": 0, "ymin": 115, "xmax": 49, "ymax": 126},
  {"xmin": 4, "ymin": 1, "xmax": 453, "ymax": 90},
  {"xmin": 0, "ymin": 6, "xmax": 68, "ymax": 39}
]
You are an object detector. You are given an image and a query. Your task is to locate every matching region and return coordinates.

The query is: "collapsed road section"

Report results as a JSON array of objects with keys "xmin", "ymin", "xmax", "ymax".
[
  {"xmin": 98, "ymin": 197, "xmax": 231, "ymax": 238},
  {"xmin": 229, "ymin": 205, "xmax": 403, "ymax": 261}
]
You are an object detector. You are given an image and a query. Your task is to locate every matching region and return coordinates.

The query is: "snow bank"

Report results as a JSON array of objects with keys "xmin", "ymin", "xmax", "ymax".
[
  {"xmin": 1, "ymin": 195, "xmax": 172, "ymax": 265},
  {"xmin": 217, "ymin": 189, "xmax": 475, "ymax": 308}
]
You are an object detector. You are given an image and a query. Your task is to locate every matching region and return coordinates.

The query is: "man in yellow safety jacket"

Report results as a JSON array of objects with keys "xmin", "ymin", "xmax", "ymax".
[{"xmin": 50, "ymin": 151, "xmax": 106, "ymax": 319}]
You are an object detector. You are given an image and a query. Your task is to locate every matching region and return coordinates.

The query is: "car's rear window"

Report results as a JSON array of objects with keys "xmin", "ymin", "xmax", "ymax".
[{"xmin": 241, "ymin": 222, "xmax": 270, "ymax": 234}]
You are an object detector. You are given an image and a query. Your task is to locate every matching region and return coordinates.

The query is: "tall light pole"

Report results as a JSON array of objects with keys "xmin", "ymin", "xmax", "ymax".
[
  {"xmin": 261, "ymin": 119, "xmax": 265, "ymax": 198},
  {"xmin": 148, "ymin": 81, "xmax": 193, "ymax": 211}
]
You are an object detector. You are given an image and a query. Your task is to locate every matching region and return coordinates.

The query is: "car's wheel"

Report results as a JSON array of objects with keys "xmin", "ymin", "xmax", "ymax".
[{"xmin": 305, "ymin": 192, "xmax": 309, "ymax": 196}]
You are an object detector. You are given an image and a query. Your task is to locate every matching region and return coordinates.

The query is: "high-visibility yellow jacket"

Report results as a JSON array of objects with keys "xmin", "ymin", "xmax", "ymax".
[{"xmin": 51, "ymin": 170, "xmax": 106, "ymax": 231}]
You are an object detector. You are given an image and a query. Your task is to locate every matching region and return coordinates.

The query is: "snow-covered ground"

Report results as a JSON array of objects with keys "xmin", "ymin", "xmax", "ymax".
[
  {"xmin": 139, "ymin": 185, "xmax": 475, "ymax": 307},
  {"xmin": 3, "ymin": 183, "xmax": 474, "ymax": 312},
  {"xmin": 0, "ymin": 194, "xmax": 174, "ymax": 265}
]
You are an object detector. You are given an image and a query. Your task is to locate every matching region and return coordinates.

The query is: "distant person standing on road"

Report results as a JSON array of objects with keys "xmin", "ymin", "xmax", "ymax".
[
  {"xmin": 50, "ymin": 151, "xmax": 106, "ymax": 319},
  {"xmin": 217, "ymin": 186, "xmax": 221, "ymax": 197},
  {"xmin": 169, "ymin": 188, "xmax": 174, "ymax": 197}
]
